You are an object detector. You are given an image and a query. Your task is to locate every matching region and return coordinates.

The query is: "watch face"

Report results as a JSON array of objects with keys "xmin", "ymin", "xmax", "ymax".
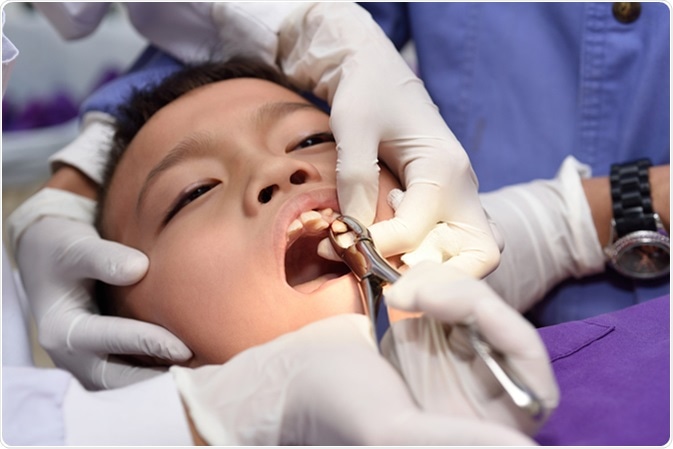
[
  {"xmin": 613, "ymin": 244, "xmax": 669, "ymax": 278},
  {"xmin": 608, "ymin": 231, "xmax": 670, "ymax": 279}
]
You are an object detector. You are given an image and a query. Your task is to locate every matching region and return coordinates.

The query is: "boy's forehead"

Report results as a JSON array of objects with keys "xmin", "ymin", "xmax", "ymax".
[
  {"xmin": 130, "ymin": 78, "xmax": 296, "ymax": 142},
  {"xmin": 172, "ymin": 77, "xmax": 304, "ymax": 111},
  {"xmin": 120, "ymin": 77, "xmax": 319, "ymax": 181},
  {"xmin": 136, "ymin": 78, "xmax": 308, "ymax": 141}
]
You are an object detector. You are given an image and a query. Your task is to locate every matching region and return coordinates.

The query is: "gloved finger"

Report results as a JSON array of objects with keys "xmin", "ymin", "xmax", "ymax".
[
  {"xmin": 391, "ymin": 262, "xmax": 543, "ymax": 356},
  {"xmin": 387, "ymin": 190, "xmax": 450, "ymax": 266},
  {"xmin": 389, "ymin": 263, "xmax": 557, "ymax": 407},
  {"xmin": 68, "ymin": 313, "xmax": 192, "ymax": 361},
  {"xmin": 386, "ymin": 187, "xmax": 405, "ymax": 211},
  {"xmin": 384, "ymin": 187, "xmax": 502, "ymax": 277},
  {"xmin": 449, "ymin": 283, "xmax": 558, "ymax": 409},
  {"xmin": 485, "ymin": 209, "xmax": 506, "ymax": 252},
  {"xmin": 368, "ymin": 183, "xmax": 441, "ymax": 257},
  {"xmin": 399, "ymin": 223, "xmax": 459, "ymax": 267},
  {"xmin": 62, "ymin": 235, "xmax": 149, "ymax": 285},
  {"xmin": 315, "ymin": 184, "xmax": 429, "ymax": 262},
  {"xmin": 333, "ymin": 129, "xmax": 380, "ymax": 227},
  {"xmin": 385, "ymin": 260, "xmax": 470, "ymax": 312},
  {"xmin": 387, "ymin": 262, "xmax": 558, "ymax": 418},
  {"xmin": 427, "ymin": 222, "xmax": 501, "ymax": 279},
  {"xmin": 394, "ymin": 220, "xmax": 498, "ymax": 279},
  {"xmin": 97, "ymin": 355, "xmax": 169, "ymax": 390}
]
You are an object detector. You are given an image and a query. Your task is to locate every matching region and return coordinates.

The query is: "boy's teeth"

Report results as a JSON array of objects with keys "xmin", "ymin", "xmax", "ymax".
[
  {"xmin": 300, "ymin": 210, "xmax": 323, "ymax": 228},
  {"xmin": 287, "ymin": 219, "xmax": 303, "ymax": 242},
  {"xmin": 331, "ymin": 220, "xmax": 347, "ymax": 233},
  {"xmin": 321, "ymin": 208, "xmax": 336, "ymax": 220},
  {"xmin": 286, "ymin": 208, "xmax": 339, "ymax": 241}
]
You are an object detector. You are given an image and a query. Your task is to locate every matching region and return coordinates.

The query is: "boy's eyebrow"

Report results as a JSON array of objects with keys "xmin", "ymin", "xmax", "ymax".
[{"xmin": 136, "ymin": 131, "xmax": 213, "ymax": 217}]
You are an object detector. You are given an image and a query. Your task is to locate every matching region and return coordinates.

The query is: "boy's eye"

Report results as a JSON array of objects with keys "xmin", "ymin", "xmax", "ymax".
[
  {"xmin": 163, "ymin": 182, "xmax": 218, "ymax": 225},
  {"xmin": 289, "ymin": 132, "xmax": 335, "ymax": 152}
]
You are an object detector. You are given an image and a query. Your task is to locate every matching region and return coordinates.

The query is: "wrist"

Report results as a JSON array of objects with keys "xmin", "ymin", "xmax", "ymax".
[
  {"xmin": 648, "ymin": 165, "xmax": 669, "ymax": 231},
  {"xmin": 581, "ymin": 176, "xmax": 612, "ymax": 247},
  {"xmin": 603, "ymin": 159, "xmax": 670, "ymax": 280},
  {"xmin": 581, "ymin": 164, "xmax": 670, "ymax": 247},
  {"xmin": 45, "ymin": 165, "xmax": 98, "ymax": 200},
  {"xmin": 6, "ymin": 188, "xmax": 96, "ymax": 256}
]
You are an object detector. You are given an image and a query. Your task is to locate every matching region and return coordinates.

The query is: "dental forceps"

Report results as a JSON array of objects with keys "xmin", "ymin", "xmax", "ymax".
[
  {"xmin": 328, "ymin": 215, "xmax": 401, "ymax": 336},
  {"xmin": 328, "ymin": 215, "xmax": 546, "ymax": 421}
]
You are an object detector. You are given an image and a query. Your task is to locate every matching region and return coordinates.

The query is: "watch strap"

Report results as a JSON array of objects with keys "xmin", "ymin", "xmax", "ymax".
[{"xmin": 610, "ymin": 158, "xmax": 656, "ymax": 237}]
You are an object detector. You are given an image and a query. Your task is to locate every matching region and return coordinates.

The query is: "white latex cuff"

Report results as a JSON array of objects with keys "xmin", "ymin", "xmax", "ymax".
[
  {"xmin": 481, "ymin": 156, "xmax": 605, "ymax": 311},
  {"xmin": 6, "ymin": 188, "xmax": 95, "ymax": 256},
  {"xmin": 48, "ymin": 111, "xmax": 116, "ymax": 186}
]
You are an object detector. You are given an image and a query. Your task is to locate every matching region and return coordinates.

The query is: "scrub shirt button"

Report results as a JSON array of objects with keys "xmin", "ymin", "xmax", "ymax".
[{"xmin": 612, "ymin": 2, "xmax": 641, "ymax": 24}]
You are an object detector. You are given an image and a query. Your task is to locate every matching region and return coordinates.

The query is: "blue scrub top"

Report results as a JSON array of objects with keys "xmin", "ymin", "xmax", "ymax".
[{"xmin": 361, "ymin": 2, "xmax": 670, "ymax": 325}]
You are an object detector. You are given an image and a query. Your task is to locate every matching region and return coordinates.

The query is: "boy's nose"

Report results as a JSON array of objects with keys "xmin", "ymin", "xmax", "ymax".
[
  {"xmin": 244, "ymin": 157, "xmax": 321, "ymax": 214},
  {"xmin": 257, "ymin": 170, "xmax": 308, "ymax": 204}
]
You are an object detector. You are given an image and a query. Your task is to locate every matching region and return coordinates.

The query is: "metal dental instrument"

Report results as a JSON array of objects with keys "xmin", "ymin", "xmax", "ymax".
[
  {"xmin": 328, "ymin": 214, "xmax": 546, "ymax": 421},
  {"xmin": 328, "ymin": 215, "xmax": 400, "ymax": 341}
]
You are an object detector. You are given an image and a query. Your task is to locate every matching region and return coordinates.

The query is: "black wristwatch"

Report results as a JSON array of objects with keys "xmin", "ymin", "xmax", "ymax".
[{"xmin": 603, "ymin": 158, "xmax": 670, "ymax": 279}]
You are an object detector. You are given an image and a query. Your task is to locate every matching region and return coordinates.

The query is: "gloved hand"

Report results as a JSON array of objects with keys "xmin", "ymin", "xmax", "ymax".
[
  {"xmin": 389, "ymin": 156, "xmax": 606, "ymax": 312},
  {"xmin": 278, "ymin": 2, "xmax": 501, "ymax": 278},
  {"xmin": 386, "ymin": 187, "xmax": 506, "ymax": 267},
  {"xmin": 7, "ymin": 188, "xmax": 192, "ymax": 390},
  {"xmin": 171, "ymin": 314, "xmax": 537, "ymax": 446},
  {"xmin": 384, "ymin": 261, "xmax": 560, "ymax": 436}
]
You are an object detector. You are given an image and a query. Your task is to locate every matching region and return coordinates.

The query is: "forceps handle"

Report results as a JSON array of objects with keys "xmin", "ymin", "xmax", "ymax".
[
  {"xmin": 462, "ymin": 324, "xmax": 546, "ymax": 420},
  {"xmin": 359, "ymin": 275, "xmax": 395, "ymax": 345}
]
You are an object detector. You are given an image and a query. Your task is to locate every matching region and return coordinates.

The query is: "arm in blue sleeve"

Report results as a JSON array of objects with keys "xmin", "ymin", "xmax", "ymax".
[{"xmin": 358, "ymin": 2, "xmax": 411, "ymax": 50}]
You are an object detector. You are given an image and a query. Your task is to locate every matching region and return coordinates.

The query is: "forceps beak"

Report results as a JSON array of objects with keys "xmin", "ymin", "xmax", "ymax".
[
  {"xmin": 328, "ymin": 214, "xmax": 546, "ymax": 421},
  {"xmin": 328, "ymin": 215, "xmax": 400, "ymax": 340},
  {"xmin": 328, "ymin": 215, "xmax": 401, "ymax": 284}
]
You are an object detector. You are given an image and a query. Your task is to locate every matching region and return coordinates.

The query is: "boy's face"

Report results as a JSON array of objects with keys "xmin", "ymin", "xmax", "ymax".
[{"xmin": 103, "ymin": 78, "xmax": 401, "ymax": 366}]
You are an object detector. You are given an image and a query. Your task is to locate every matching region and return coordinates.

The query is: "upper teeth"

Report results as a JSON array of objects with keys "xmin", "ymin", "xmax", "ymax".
[{"xmin": 287, "ymin": 208, "xmax": 338, "ymax": 243}]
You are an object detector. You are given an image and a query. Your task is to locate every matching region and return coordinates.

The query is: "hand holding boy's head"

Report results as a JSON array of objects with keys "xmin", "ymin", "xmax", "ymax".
[{"xmin": 96, "ymin": 61, "xmax": 401, "ymax": 367}]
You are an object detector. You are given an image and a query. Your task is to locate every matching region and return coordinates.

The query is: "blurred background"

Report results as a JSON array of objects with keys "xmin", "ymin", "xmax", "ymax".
[
  {"xmin": 2, "ymin": 2, "xmax": 146, "ymax": 232},
  {"xmin": 2, "ymin": 2, "xmax": 146, "ymax": 366}
]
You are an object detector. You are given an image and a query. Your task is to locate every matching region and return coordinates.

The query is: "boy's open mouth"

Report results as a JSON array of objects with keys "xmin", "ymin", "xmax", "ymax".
[{"xmin": 284, "ymin": 208, "xmax": 351, "ymax": 293}]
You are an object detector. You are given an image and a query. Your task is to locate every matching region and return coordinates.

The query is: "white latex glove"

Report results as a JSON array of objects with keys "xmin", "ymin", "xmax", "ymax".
[
  {"xmin": 384, "ymin": 261, "xmax": 560, "ymax": 436},
  {"xmin": 7, "ymin": 188, "xmax": 192, "ymax": 390},
  {"xmin": 391, "ymin": 156, "xmax": 605, "ymax": 312},
  {"xmin": 277, "ymin": 2, "xmax": 501, "ymax": 278},
  {"xmin": 171, "ymin": 314, "xmax": 537, "ymax": 446}
]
